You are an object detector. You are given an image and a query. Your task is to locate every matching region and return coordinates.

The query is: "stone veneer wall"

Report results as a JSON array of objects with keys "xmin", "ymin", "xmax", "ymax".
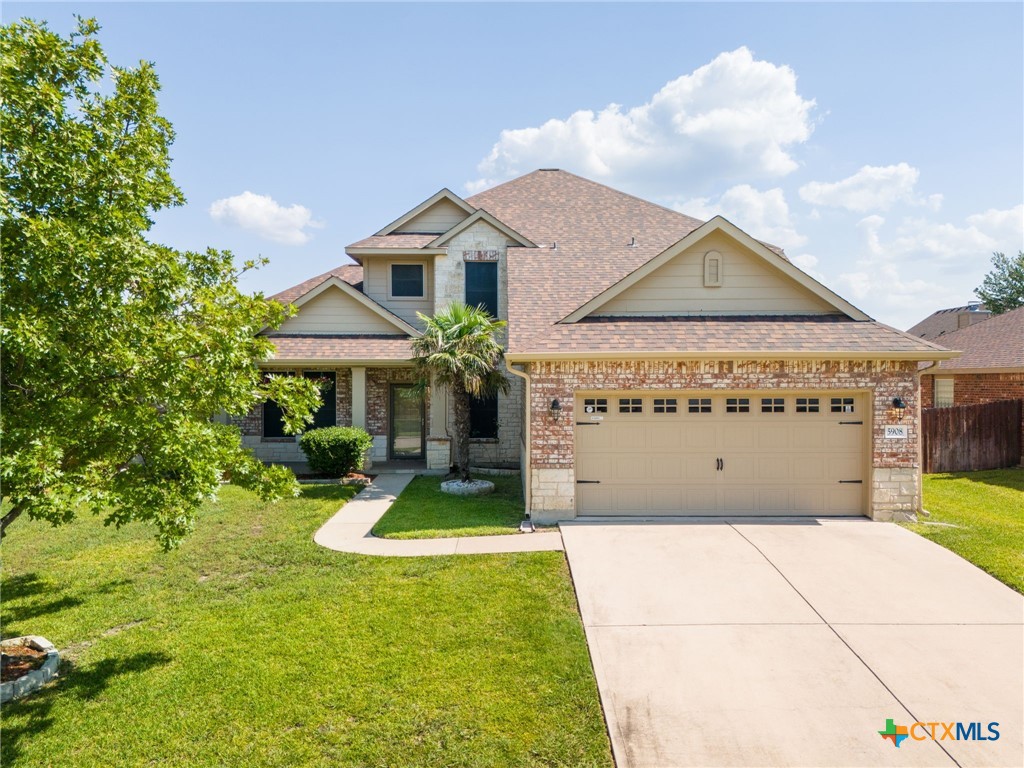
[
  {"xmin": 432, "ymin": 218, "xmax": 522, "ymax": 467},
  {"xmin": 524, "ymin": 359, "xmax": 921, "ymax": 522}
]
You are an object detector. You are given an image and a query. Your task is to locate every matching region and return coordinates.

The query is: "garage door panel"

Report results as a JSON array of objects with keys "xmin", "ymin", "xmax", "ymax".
[
  {"xmin": 828, "ymin": 426, "xmax": 864, "ymax": 450},
  {"xmin": 684, "ymin": 424, "xmax": 718, "ymax": 449},
  {"xmin": 649, "ymin": 487, "xmax": 684, "ymax": 513},
  {"xmin": 650, "ymin": 455, "xmax": 684, "ymax": 481},
  {"xmin": 649, "ymin": 425, "xmax": 683, "ymax": 452},
  {"xmin": 792, "ymin": 486, "xmax": 826, "ymax": 513},
  {"xmin": 577, "ymin": 453, "xmax": 612, "ymax": 483},
  {"xmin": 612, "ymin": 486, "xmax": 652, "ymax": 515},
  {"xmin": 684, "ymin": 487, "xmax": 718, "ymax": 514},
  {"xmin": 684, "ymin": 455, "xmax": 718, "ymax": 481},
  {"xmin": 721, "ymin": 424, "xmax": 757, "ymax": 450},
  {"xmin": 721, "ymin": 487, "xmax": 755, "ymax": 513},
  {"xmin": 615, "ymin": 424, "xmax": 647, "ymax": 450},
  {"xmin": 576, "ymin": 393, "xmax": 867, "ymax": 517},
  {"xmin": 791, "ymin": 424, "xmax": 826, "ymax": 450},
  {"xmin": 757, "ymin": 425, "xmax": 790, "ymax": 449}
]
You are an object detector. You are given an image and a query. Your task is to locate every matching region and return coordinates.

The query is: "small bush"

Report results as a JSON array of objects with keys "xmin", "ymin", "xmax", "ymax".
[{"xmin": 299, "ymin": 427, "xmax": 373, "ymax": 477}]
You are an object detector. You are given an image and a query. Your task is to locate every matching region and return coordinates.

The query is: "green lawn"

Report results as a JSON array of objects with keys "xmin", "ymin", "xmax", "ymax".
[
  {"xmin": 0, "ymin": 485, "xmax": 611, "ymax": 767},
  {"xmin": 372, "ymin": 475, "xmax": 531, "ymax": 539},
  {"xmin": 906, "ymin": 468, "xmax": 1024, "ymax": 593}
]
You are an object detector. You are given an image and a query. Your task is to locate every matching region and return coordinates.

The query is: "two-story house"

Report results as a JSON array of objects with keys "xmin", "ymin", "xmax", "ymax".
[{"xmin": 237, "ymin": 169, "xmax": 956, "ymax": 523}]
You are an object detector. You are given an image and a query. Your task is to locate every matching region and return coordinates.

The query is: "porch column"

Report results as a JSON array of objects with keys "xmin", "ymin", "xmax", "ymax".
[
  {"xmin": 426, "ymin": 375, "xmax": 451, "ymax": 471},
  {"xmin": 428, "ymin": 375, "xmax": 447, "ymax": 436},
  {"xmin": 351, "ymin": 366, "xmax": 366, "ymax": 429}
]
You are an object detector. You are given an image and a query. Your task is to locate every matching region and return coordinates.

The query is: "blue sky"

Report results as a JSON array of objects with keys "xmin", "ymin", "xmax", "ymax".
[{"xmin": 8, "ymin": 2, "xmax": 1023, "ymax": 329}]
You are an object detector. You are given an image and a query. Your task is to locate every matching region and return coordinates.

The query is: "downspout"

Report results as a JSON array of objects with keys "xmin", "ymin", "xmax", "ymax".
[
  {"xmin": 505, "ymin": 360, "xmax": 533, "ymax": 517},
  {"xmin": 915, "ymin": 360, "xmax": 942, "ymax": 516}
]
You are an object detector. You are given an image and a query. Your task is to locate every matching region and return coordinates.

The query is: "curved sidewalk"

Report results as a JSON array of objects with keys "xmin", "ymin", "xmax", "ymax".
[{"xmin": 313, "ymin": 473, "xmax": 564, "ymax": 557}]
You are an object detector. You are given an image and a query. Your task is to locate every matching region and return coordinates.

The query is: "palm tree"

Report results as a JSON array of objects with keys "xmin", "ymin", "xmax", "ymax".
[{"xmin": 411, "ymin": 302, "xmax": 510, "ymax": 482}]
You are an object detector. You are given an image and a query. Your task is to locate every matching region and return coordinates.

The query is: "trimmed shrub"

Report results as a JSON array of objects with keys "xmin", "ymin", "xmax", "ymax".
[{"xmin": 299, "ymin": 426, "xmax": 373, "ymax": 477}]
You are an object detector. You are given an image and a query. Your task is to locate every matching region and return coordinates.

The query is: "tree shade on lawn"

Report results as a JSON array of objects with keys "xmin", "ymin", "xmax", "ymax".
[{"xmin": 0, "ymin": 485, "xmax": 612, "ymax": 767}]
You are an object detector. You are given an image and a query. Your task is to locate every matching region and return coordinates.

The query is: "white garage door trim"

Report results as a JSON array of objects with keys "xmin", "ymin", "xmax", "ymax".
[{"xmin": 574, "ymin": 390, "xmax": 871, "ymax": 517}]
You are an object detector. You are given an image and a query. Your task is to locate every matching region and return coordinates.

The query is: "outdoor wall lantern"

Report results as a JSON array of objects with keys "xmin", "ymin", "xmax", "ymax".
[
  {"xmin": 549, "ymin": 398, "xmax": 563, "ymax": 418},
  {"xmin": 891, "ymin": 397, "xmax": 907, "ymax": 421}
]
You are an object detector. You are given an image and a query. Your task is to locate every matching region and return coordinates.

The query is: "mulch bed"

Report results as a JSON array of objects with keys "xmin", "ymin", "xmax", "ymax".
[{"xmin": 1, "ymin": 646, "xmax": 46, "ymax": 683}]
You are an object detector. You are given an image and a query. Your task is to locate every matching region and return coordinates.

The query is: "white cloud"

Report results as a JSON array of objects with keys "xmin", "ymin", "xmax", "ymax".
[
  {"xmin": 468, "ymin": 47, "xmax": 816, "ymax": 195},
  {"xmin": 676, "ymin": 184, "xmax": 807, "ymax": 251},
  {"xmin": 835, "ymin": 204, "xmax": 1024, "ymax": 328},
  {"xmin": 798, "ymin": 163, "xmax": 942, "ymax": 213},
  {"xmin": 209, "ymin": 191, "xmax": 323, "ymax": 245},
  {"xmin": 789, "ymin": 253, "xmax": 827, "ymax": 282}
]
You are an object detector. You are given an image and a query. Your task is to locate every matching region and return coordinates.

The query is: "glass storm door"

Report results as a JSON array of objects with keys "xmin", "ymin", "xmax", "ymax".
[{"xmin": 389, "ymin": 384, "xmax": 424, "ymax": 459}]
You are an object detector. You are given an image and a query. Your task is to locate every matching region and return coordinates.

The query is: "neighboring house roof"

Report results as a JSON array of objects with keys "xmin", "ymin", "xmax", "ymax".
[
  {"xmin": 270, "ymin": 264, "xmax": 363, "ymax": 305},
  {"xmin": 906, "ymin": 303, "xmax": 990, "ymax": 341},
  {"xmin": 506, "ymin": 316, "xmax": 951, "ymax": 360},
  {"xmin": 924, "ymin": 306, "xmax": 1024, "ymax": 371},
  {"xmin": 261, "ymin": 334, "xmax": 415, "ymax": 363}
]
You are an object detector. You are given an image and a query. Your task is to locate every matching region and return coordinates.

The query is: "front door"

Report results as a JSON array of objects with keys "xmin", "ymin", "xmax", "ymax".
[{"xmin": 389, "ymin": 384, "xmax": 424, "ymax": 460}]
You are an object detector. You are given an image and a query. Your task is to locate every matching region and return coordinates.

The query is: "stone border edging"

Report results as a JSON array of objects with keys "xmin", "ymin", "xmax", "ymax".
[
  {"xmin": 313, "ymin": 473, "xmax": 564, "ymax": 557},
  {"xmin": 1, "ymin": 635, "xmax": 59, "ymax": 703}
]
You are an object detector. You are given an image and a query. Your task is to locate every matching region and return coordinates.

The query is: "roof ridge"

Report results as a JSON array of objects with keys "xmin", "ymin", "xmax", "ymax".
[{"xmin": 468, "ymin": 168, "xmax": 706, "ymax": 229}]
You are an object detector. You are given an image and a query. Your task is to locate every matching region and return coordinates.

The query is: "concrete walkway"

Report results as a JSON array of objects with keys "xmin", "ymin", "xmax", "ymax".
[
  {"xmin": 562, "ymin": 518, "xmax": 1024, "ymax": 768},
  {"xmin": 313, "ymin": 472, "xmax": 563, "ymax": 556}
]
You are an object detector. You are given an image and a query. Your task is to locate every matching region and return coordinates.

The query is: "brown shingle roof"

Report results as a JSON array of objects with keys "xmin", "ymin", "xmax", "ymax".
[
  {"xmin": 467, "ymin": 169, "xmax": 708, "ymax": 350},
  {"xmin": 513, "ymin": 315, "xmax": 950, "ymax": 357},
  {"xmin": 930, "ymin": 306, "xmax": 1024, "ymax": 370},
  {"xmin": 270, "ymin": 264, "xmax": 363, "ymax": 305},
  {"xmin": 262, "ymin": 334, "xmax": 414, "ymax": 362},
  {"xmin": 347, "ymin": 233, "xmax": 439, "ymax": 249},
  {"xmin": 906, "ymin": 303, "xmax": 991, "ymax": 340}
]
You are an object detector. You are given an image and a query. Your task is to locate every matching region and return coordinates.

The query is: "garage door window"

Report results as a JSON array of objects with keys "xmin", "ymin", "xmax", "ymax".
[
  {"xmin": 688, "ymin": 398, "xmax": 712, "ymax": 413},
  {"xmin": 583, "ymin": 397, "xmax": 608, "ymax": 413},
  {"xmin": 618, "ymin": 398, "xmax": 643, "ymax": 413},
  {"xmin": 831, "ymin": 397, "xmax": 855, "ymax": 413},
  {"xmin": 761, "ymin": 397, "xmax": 785, "ymax": 413},
  {"xmin": 725, "ymin": 397, "xmax": 750, "ymax": 413},
  {"xmin": 796, "ymin": 397, "xmax": 820, "ymax": 413},
  {"xmin": 653, "ymin": 398, "xmax": 678, "ymax": 413}
]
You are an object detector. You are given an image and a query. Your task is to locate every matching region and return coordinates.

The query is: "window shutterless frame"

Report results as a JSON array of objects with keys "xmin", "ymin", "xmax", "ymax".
[{"xmin": 388, "ymin": 262, "xmax": 425, "ymax": 299}]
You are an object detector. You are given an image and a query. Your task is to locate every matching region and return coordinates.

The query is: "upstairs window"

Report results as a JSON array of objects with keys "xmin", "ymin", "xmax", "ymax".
[
  {"xmin": 469, "ymin": 395, "xmax": 498, "ymax": 439},
  {"xmin": 390, "ymin": 263, "xmax": 424, "ymax": 298},
  {"xmin": 465, "ymin": 261, "xmax": 498, "ymax": 317}
]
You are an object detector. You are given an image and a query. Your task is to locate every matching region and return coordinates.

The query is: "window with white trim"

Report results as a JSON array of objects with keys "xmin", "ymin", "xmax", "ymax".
[
  {"xmin": 935, "ymin": 378, "xmax": 955, "ymax": 408},
  {"xmin": 390, "ymin": 263, "xmax": 424, "ymax": 298}
]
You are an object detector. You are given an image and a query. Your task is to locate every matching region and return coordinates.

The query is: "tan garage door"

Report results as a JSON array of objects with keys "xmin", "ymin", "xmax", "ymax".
[{"xmin": 575, "ymin": 392, "xmax": 867, "ymax": 516}]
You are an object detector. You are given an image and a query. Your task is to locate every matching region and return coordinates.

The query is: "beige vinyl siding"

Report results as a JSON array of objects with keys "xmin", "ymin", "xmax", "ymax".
[
  {"xmin": 277, "ymin": 286, "xmax": 402, "ymax": 334},
  {"xmin": 395, "ymin": 198, "xmax": 471, "ymax": 234},
  {"xmin": 595, "ymin": 231, "xmax": 836, "ymax": 316},
  {"xmin": 363, "ymin": 258, "xmax": 433, "ymax": 329}
]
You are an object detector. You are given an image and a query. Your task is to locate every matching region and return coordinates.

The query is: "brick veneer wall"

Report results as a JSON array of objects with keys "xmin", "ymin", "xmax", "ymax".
[
  {"xmin": 524, "ymin": 359, "xmax": 921, "ymax": 522},
  {"xmin": 921, "ymin": 371, "xmax": 1024, "ymax": 464},
  {"xmin": 921, "ymin": 372, "xmax": 1024, "ymax": 408}
]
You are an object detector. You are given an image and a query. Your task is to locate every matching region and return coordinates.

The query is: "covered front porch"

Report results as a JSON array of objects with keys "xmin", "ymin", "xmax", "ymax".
[{"xmin": 236, "ymin": 356, "xmax": 452, "ymax": 472}]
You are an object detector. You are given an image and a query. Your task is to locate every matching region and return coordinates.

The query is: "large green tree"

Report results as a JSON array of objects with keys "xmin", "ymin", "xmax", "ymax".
[
  {"xmin": 411, "ymin": 302, "xmax": 509, "ymax": 482},
  {"xmin": 1, "ymin": 18, "xmax": 321, "ymax": 548},
  {"xmin": 975, "ymin": 250, "xmax": 1024, "ymax": 315}
]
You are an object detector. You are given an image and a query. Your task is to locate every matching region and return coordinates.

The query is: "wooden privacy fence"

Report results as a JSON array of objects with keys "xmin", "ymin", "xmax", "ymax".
[{"xmin": 922, "ymin": 399, "xmax": 1023, "ymax": 473}]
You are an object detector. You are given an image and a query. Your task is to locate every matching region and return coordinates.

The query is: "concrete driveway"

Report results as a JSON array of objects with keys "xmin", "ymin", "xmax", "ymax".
[{"xmin": 561, "ymin": 518, "xmax": 1024, "ymax": 768}]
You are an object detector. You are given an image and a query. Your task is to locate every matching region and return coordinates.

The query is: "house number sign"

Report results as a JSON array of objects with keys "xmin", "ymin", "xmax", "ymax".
[{"xmin": 884, "ymin": 425, "xmax": 908, "ymax": 439}]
